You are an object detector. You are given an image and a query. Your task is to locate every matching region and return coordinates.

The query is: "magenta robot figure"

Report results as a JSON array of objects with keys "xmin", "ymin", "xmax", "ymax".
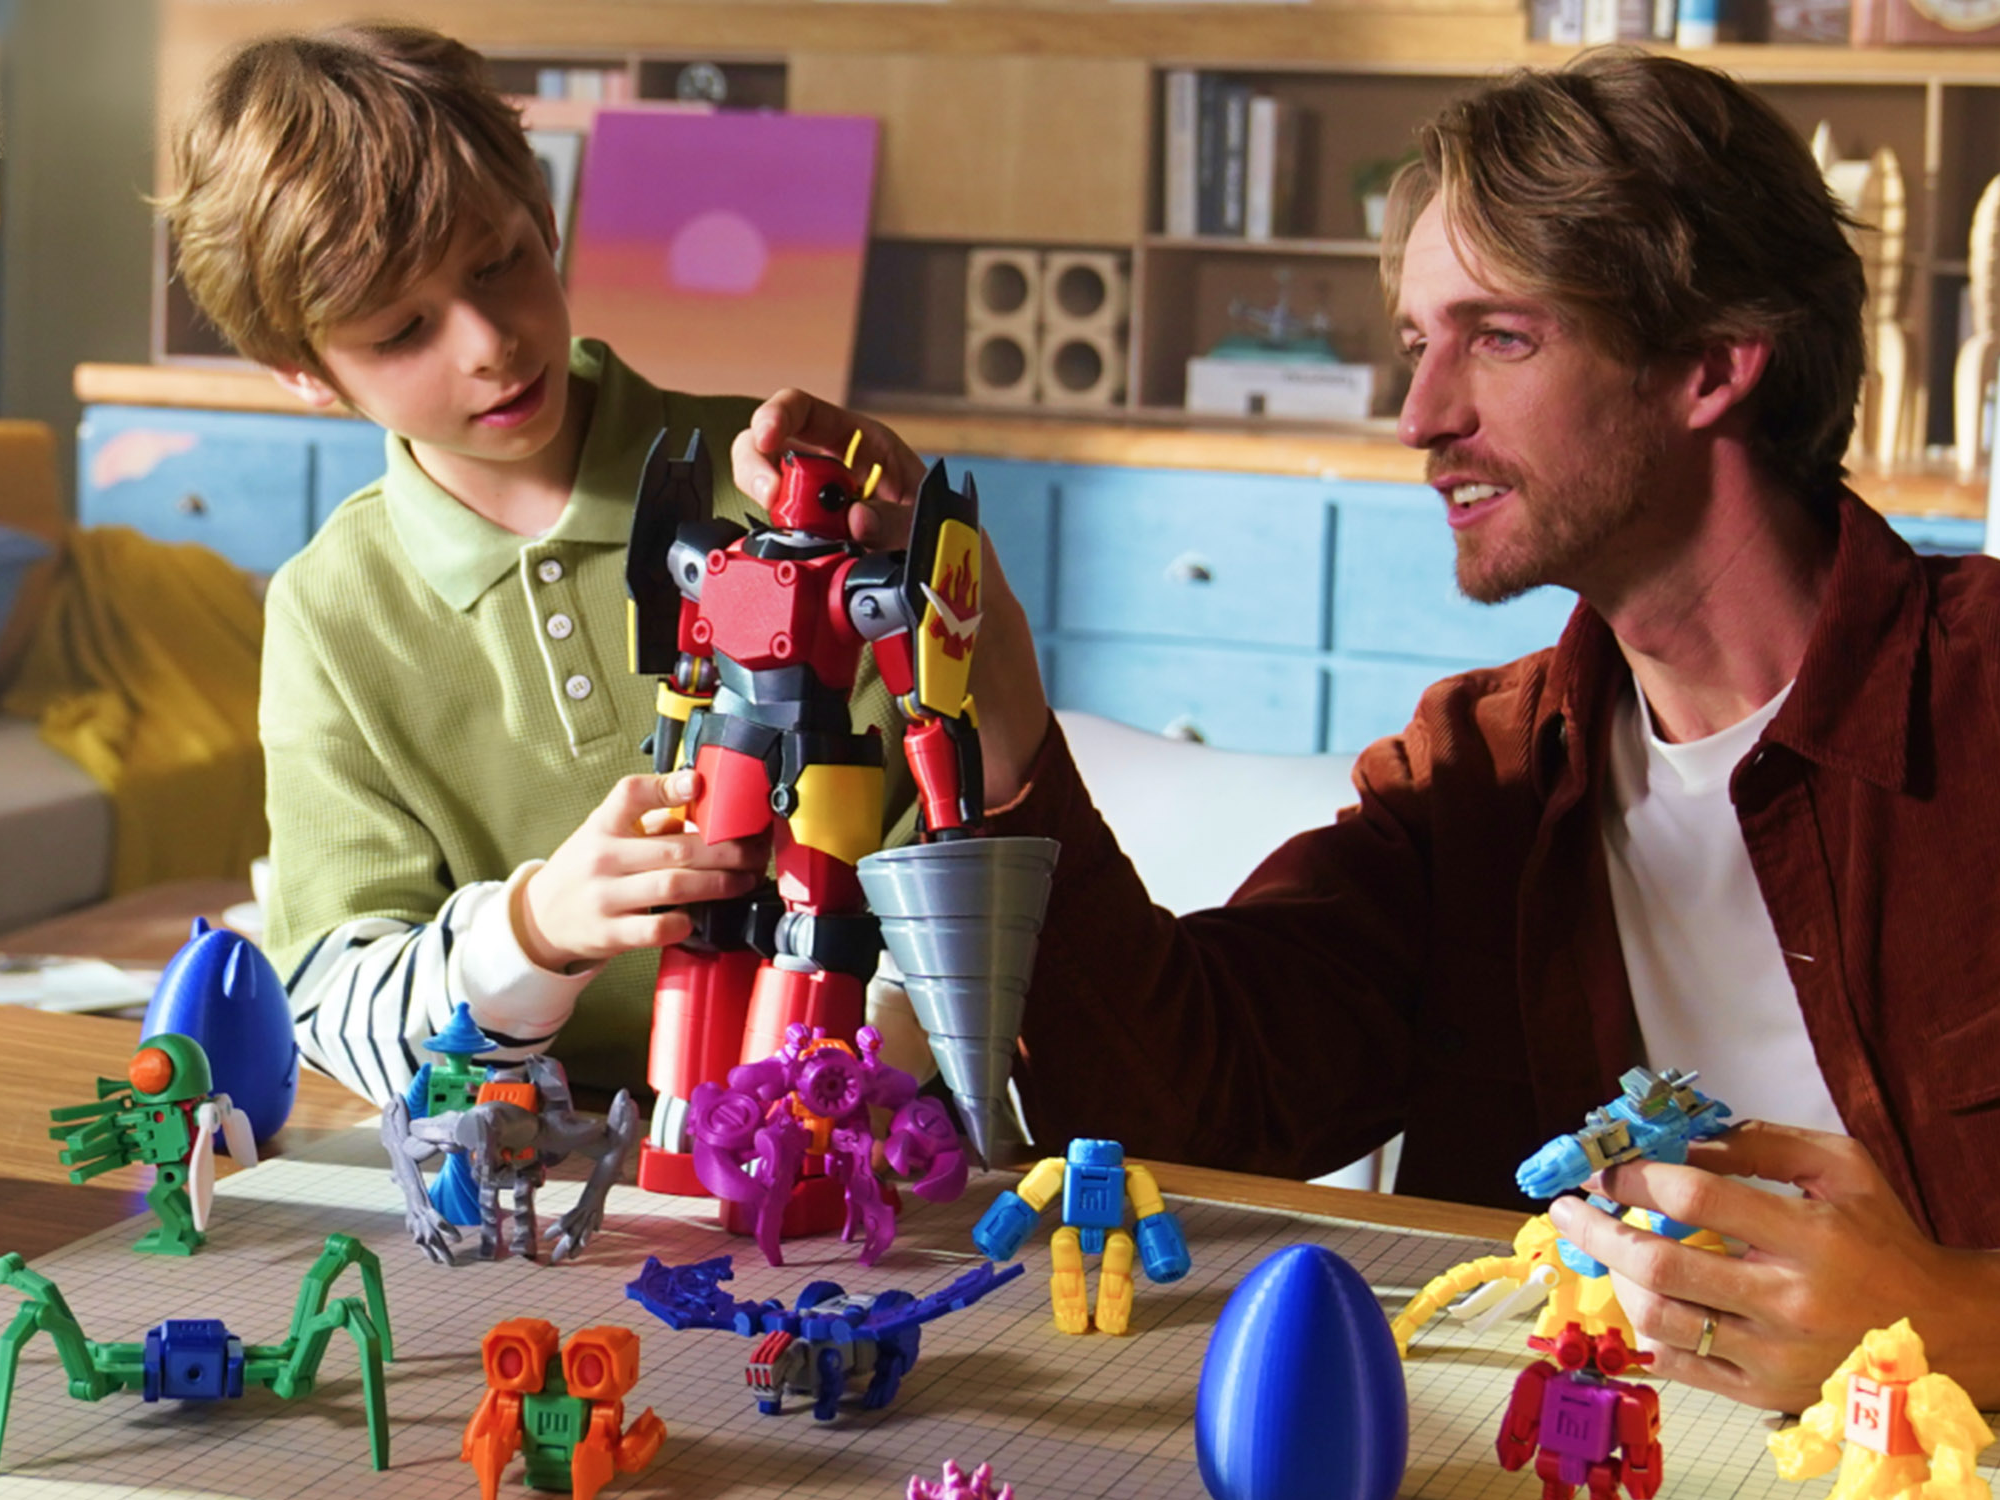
[
  {"xmin": 1497, "ymin": 1322, "xmax": 1664, "ymax": 1500},
  {"xmin": 688, "ymin": 1022, "xmax": 967, "ymax": 1266}
]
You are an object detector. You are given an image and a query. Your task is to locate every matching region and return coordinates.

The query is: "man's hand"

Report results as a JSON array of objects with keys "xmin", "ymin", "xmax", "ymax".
[
  {"xmin": 735, "ymin": 389, "xmax": 1054, "ymax": 810},
  {"xmin": 1545, "ymin": 1121, "xmax": 2000, "ymax": 1412},
  {"xmin": 518, "ymin": 769, "xmax": 768, "ymax": 971}
]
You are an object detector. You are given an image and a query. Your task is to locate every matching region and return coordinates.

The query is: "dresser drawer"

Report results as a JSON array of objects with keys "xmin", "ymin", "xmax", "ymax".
[
  {"xmin": 1055, "ymin": 468, "xmax": 1331, "ymax": 649},
  {"xmin": 946, "ymin": 456, "xmax": 1057, "ymax": 635},
  {"xmin": 1331, "ymin": 484, "xmax": 1574, "ymax": 662},
  {"xmin": 1048, "ymin": 639, "xmax": 1324, "ymax": 753},
  {"xmin": 80, "ymin": 409, "xmax": 313, "ymax": 575}
]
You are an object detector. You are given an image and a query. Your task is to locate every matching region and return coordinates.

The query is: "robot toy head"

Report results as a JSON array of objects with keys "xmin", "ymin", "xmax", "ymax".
[
  {"xmin": 767, "ymin": 433, "xmax": 881, "ymax": 538},
  {"xmin": 1067, "ymin": 1139, "xmax": 1124, "ymax": 1170},
  {"xmin": 127, "ymin": 1033, "xmax": 213, "ymax": 1104},
  {"xmin": 769, "ymin": 452, "xmax": 861, "ymax": 537}
]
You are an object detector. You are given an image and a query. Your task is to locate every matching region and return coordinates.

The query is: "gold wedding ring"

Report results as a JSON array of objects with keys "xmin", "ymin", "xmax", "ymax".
[{"xmin": 1695, "ymin": 1310, "xmax": 1719, "ymax": 1359}]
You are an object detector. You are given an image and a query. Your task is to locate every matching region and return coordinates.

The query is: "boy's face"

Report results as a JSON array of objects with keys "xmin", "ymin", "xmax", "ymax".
[{"xmin": 276, "ymin": 201, "xmax": 573, "ymax": 480}]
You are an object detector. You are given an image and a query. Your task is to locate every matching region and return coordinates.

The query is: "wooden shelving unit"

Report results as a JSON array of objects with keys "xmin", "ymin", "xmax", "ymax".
[{"xmin": 151, "ymin": 1, "xmax": 2000, "ymax": 460}]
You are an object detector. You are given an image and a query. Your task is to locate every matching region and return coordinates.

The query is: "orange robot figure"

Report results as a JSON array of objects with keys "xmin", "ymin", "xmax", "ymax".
[
  {"xmin": 626, "ymin": 430, "xmax": 991, "ymax": 1218},
  {"xmin": 462, "ymin": 1320, "xmax": 665, "ymax": 1500}
]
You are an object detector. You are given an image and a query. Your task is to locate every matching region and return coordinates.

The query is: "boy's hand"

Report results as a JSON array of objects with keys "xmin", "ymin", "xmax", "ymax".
[
  {"xmin": 735, "ymin": 388, "xmax": 927, "ymax": 547},
  {"xmin": 736, "ymin": 389, "xmax": 1052, "ymax": 808},
  {"xmin": 518, "ymin": 770, "xmax": 768, "ymax": 971}
]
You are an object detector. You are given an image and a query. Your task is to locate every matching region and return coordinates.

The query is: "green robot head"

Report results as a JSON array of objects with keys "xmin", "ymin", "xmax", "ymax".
[{"xmin": 128, "ymin": 1033, "xmax": 213, "ymax": 1104}]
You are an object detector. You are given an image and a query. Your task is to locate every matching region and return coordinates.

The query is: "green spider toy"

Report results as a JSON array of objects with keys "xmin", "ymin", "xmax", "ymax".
[
  {"xmin": 0, "ymin": 1232, "xmax": 396, "ymax": 1469},
  {"xmin": 47, "ymin": 1031, "xmax": 257, "ymax": 1256}
]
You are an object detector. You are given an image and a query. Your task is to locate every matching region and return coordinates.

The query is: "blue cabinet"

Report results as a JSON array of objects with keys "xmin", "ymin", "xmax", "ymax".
[
  {"xmin": 956, "ymin": 458, "xmax": 1574, "ymax": 754},
  {"xmin": 79, "ymin": 406, "xmax": 384, "ymax": 575},
  {"xmin": 80, "ymin": 407, "xmax": 1987, "ymax": 758}
]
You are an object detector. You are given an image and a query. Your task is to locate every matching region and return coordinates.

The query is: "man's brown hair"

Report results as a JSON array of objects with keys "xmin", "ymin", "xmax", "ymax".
[
  {"xmin": 1381, "ymin": 49, "xmax": 1866, "ymax": 504},
  {"xmin": 160, "ymin": 23, "xmax": 551, "ymax": 379}
]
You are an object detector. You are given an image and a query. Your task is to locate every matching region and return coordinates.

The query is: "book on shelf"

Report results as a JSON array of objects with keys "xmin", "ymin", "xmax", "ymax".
[
  {"xmin": 1245, "ymin": 95, "xmax": 1306, "ymax": 242},
  {"xmin": 1583, "ymin": 0, "xmax": 1674, "ymax": 39},
  {"xmin": 1219, "ymin": 83, "xmax": 1250, "ymax": 238},
  {"xmin": 1164, "ymin": 69, "xmax": 1199, "ymax": 237}
]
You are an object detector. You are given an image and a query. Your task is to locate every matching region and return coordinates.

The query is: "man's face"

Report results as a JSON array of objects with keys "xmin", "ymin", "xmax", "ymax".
[
  {"xmin": 1394, "ymin": 200, "xmax": 1674, "ymax": 605},
  {"xmin": 282, "ymin": 202, "xmax": 572, "ymax": 475}
]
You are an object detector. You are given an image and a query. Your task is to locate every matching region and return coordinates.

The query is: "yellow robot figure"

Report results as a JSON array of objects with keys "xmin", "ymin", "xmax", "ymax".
[
  {"xmin": 1769, "ymin": 1318, "xmax": 1994, "ymax": 1500},
  {"xmin": 1391, "ymin": 1210, "xmax": 1727, "ymax": 1358},
  {"xmin": 971, "ymin": 1140, "xmax": 1190, "ymax": 1335}
]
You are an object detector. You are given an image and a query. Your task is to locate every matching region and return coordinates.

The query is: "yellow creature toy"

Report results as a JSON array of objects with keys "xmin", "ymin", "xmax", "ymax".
[
  {"xmin": 1390, "ymin": 1211, "xmax": 1727, "ymax": 1358},
  {"xmin": 1769, "ymin": 1318, "xmax": 1993, "ymax": 1500}
]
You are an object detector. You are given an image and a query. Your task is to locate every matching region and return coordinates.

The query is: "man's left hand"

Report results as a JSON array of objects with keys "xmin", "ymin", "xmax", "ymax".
[{"xmin": 1546, "ymin": 1120, "xmax": 2000, "ymax": 1412}]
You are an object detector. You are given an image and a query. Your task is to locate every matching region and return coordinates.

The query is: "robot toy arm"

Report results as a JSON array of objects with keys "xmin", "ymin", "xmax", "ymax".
[
  {"xmin": 973, "ymin": 1156, "xmax": 1065, "ymax": 1261},
  {"xmin": 1124, "ymin": 1163, "xmax": 1192, "ymax": 1284},
  {"xmin": 379, "ymin": 1097, "xmax": 462, "ymax": 1266}
]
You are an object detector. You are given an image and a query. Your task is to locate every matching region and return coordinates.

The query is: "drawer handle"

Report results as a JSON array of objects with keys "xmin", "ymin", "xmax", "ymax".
[
  {"xmin": 1164, "ymin": 551, "xmax": 1214, "ymax": 585},
  {"xmin": 1162, "ymin": 715, "xmax": 1208, "ymax": 744},
  {"xmin": 176, "ymin": 492, "xmax": 209, "ymax": 517}
]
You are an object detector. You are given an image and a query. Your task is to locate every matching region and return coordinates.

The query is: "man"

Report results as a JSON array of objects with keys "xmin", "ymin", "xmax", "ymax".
[{"xmin": 827, "ymin": 50, "xmax": 2000, "ymax": 1413}]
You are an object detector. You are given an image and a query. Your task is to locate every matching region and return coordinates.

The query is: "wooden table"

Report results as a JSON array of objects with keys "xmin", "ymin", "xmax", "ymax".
[
  {"xmin": 0, "ymin": 1007, "xmax": 1517, "ymax": 1263},
  {"xmin": 0, "ymin": 1007, "xmax": 377, "ymax": 1259},
  {"xmin": 0, "ymin": 877, "xmax": 254, "ymax": 964}
]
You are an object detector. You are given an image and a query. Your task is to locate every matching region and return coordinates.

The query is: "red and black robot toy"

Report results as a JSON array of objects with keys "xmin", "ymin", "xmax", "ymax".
[
  {"xmin": 626, "ymin": 431, "xmax": 1054, "ymax": 1218},
  {"xmin": 1497, "ymin": 1322, "xmax": 1664, "ymax": 1500}
]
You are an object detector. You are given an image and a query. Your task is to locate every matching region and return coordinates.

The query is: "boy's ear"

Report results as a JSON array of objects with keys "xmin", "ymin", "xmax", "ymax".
[{"xmin": 271, "ymin": 363, "xmax": 343, "ymax": 411}]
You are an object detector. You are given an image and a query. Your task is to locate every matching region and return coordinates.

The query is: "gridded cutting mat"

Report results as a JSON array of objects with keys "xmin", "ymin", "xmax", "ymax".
[{"xmin": 0, "ymin": 1127, "xmax": 1986, "ymax": 1500}]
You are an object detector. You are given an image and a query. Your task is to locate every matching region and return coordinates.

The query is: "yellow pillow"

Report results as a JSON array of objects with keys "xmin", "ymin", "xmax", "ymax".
[{"xmin": 0, "ymin": 421, "xmax": 67, "ymax": 691}]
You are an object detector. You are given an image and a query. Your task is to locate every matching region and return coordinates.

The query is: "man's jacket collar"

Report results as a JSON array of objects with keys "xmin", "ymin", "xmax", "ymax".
[{"xmin": 1536, "ymin": 487, "xmax": 1924, "ymax": 801}]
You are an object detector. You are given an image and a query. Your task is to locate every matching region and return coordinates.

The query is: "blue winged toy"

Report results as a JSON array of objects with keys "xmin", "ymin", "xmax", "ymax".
[{"xmin": 626, "ymin": 1255, "xmax": 1022, "ymax": 1420}]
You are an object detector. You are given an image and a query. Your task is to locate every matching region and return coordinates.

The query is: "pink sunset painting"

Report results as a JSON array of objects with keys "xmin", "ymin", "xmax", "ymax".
[{"xmin": 565, "ymin": 110, "xmax": 880, "ymax": 403}]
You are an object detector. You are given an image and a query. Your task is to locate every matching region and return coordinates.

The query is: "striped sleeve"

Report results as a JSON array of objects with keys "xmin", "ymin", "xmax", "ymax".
[{"xmin": 287, "ymin": 864, "xmax": 599, "ymax": 1105}]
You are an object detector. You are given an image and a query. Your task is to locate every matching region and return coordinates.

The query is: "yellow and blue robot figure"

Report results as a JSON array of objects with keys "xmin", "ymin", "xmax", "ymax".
[{"xmin": 972, "ymin": 1139, "xmax": 1191, "ymax": 1335}]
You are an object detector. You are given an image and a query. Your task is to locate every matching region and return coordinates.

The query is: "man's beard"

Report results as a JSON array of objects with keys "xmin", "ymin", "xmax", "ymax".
[{"xmin": 1447, "ymin": 410, "xmax": 1671, "ymax": 606}]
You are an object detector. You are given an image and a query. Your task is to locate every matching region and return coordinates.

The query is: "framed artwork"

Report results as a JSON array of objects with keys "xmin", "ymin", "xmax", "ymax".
[{"xmin": 565, "ymin": 109, "xmax": 880, "ymax": 403}]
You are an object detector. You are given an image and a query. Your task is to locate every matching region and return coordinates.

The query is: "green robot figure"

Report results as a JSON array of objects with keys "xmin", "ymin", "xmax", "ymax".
[
  {"xmin": 0, "ymin": 1233, "xmax": 395, "ymax": 1468},
  {"xmin": 47, "ymin": 1032, "xmax": 257, "ymax": 1256}
]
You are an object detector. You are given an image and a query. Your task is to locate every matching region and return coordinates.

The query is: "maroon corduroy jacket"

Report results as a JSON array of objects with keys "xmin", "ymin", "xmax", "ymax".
[{"xmin": 996, "ymin": 490, "xmax": 2000, "ymax": 1248}]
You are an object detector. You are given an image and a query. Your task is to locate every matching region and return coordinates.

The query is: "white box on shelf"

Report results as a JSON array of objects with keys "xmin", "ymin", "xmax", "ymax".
[{"xmin": 1185, "ymin": 356, "xmax": 1375, "ymax": 420}]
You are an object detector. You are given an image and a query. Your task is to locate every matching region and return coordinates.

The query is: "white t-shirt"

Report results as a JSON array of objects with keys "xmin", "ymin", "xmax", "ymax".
[{"xmin": 1601, "ymin": 677, "xmax": 1846, "ymax": 1137}]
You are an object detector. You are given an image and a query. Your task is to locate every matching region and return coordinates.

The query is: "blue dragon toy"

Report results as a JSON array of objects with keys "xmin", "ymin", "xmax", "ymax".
[{"xmin": 625, "ymin": 1254, "xmax": 1022, "ymax": 1421}]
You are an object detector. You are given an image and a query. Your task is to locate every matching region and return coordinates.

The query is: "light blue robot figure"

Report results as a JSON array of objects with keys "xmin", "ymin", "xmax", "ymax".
[
  {"xmin": 972, "ymin": 1139, "xmax": 1190, "ymax": 1335},
  {"xmin": 1518, "ymin": 1065, "xmax": 1735, "ymax": 1277}
]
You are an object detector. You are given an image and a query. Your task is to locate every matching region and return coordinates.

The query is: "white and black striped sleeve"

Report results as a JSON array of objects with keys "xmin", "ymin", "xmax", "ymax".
[{"xmin": 285, "ymin": 863, "xmax": 600, "ymax": 1106}]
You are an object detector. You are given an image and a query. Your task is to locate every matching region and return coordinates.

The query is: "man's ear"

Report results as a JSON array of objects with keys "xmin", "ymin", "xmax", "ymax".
[
  {"xmin": 1683, "ymin": 338, "xmax": 1772, "ymax": 434},
  {"xmin": 271, "ymin": 363, "xmax": 343, "ymax": 411}
]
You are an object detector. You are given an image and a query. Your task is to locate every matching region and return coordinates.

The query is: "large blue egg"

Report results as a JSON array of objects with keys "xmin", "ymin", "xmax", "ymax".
[
  {"xmin": 142, "ymin": 918, "xmax": 297, "ymax": 1142},
  {"xmin": 1196, "ymin": 1243, "xmax": 1408, "ymax": 1500}
]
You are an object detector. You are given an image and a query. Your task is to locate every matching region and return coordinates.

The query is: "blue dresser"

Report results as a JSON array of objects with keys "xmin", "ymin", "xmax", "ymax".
[{"xmin": 79, "ymin": 408, "xmax": 1987, "ymax": 756}]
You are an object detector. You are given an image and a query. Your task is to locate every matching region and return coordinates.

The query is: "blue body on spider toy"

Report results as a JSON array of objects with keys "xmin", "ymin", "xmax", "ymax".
[{"xmin": 973, "ymin": 1139, "xmax": 1190, "ymax": 1335}]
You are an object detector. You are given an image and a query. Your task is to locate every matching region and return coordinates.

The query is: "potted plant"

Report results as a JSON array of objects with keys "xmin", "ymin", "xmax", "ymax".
[{"xmin": 1353, "ymin": 149, "xmax": 1419, "ymax": 241}]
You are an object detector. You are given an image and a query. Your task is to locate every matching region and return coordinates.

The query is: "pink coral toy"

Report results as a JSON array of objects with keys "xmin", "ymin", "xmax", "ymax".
[{"xmin": 909, "ymin": 1460, "xmax": 1015, "ymax": 1500}]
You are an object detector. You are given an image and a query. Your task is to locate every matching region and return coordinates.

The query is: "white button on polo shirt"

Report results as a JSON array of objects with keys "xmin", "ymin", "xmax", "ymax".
[
  {"xmin": 537, "ymin": 558, "xmax": 565, "ymax": 584},
  {"xmin": 564, "ymin": 674, "xmax": 593, "ymax": 700},
  {"xmin": 546, "ymin": 613, "xmax": 574, "ymax": 640}
]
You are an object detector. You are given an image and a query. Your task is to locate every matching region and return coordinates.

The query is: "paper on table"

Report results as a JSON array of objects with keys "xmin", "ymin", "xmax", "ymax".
[{"xmin": 0, "ymin": 953, "xmax": 162, "ymax": 1011}]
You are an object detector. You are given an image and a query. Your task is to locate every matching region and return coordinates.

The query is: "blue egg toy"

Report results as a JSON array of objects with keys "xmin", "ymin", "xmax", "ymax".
[
  {"xmin": 142, "ymin": 917, "xmax": 297, "ymax": 1143},
  {"xmin": 1196, "ymin": 1243, "xmax": 1407, "ymax": 1500}
]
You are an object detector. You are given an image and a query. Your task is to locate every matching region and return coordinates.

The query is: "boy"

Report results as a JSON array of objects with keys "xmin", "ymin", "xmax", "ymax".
[{"xmin": 161, "ymin": 22, "xmax": 926, "ymax": 1115}]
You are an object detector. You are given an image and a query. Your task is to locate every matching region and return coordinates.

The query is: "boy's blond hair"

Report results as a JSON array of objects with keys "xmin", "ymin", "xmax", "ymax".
[{"xmin": 161, "ymin": 23, "xmax": 551, "ymax": 379}]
